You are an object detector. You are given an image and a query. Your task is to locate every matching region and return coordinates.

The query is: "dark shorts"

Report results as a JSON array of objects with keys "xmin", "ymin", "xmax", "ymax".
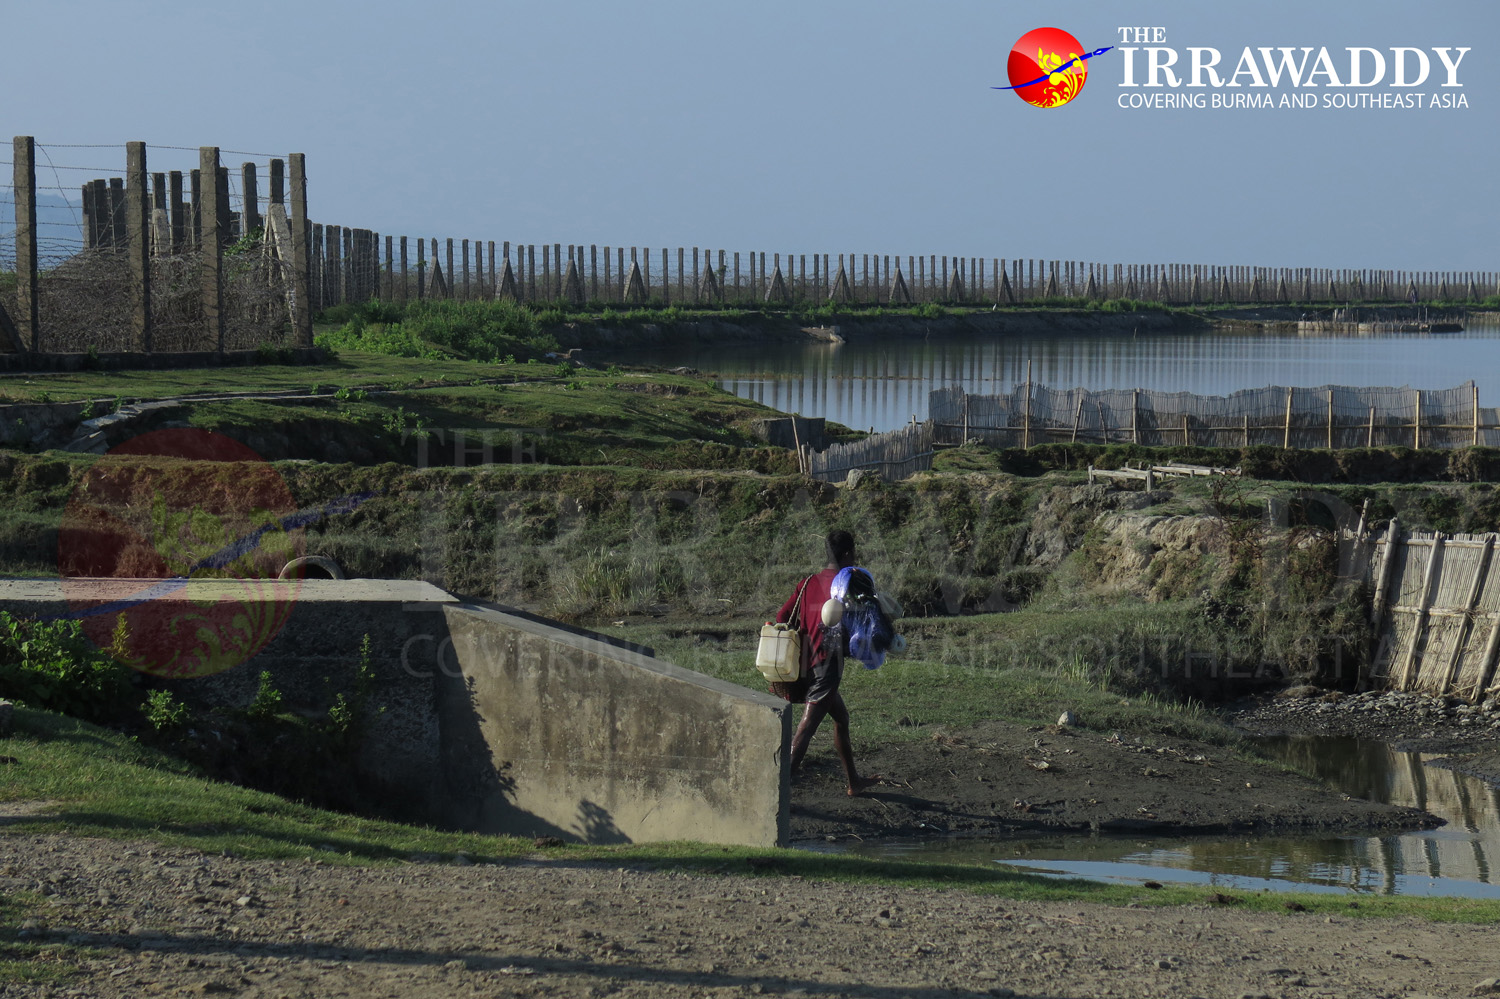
[{"xmin": 804, "ymin": 648, "xmax": 844, "ymax": 705}]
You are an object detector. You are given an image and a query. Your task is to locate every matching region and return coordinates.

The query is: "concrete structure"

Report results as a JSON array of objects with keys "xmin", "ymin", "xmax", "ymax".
[
  {"xmin": 439, "ymin": 603, "xmax": 789, "ymax": 846},
  {"xmin": 0, "ymin": 578, "xmax": 790, "ymax": 847}
]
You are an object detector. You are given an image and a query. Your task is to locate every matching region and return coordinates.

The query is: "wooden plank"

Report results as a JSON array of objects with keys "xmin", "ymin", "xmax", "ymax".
[{"xmin": 1399, "ymin": 533, "xmax": 1444, "ymax": 691}]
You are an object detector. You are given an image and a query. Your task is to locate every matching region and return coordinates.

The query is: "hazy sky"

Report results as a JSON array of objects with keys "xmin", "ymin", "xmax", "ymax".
[{"xmin": 5, "ymin": 0, "xmax": 1494, "ymax": 272}]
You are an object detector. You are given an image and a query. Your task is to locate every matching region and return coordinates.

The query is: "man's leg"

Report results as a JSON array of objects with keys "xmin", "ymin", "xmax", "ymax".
[
  {"xmin": 826, "ymin": 692, "xmax": 881, "ymax": 796},
  {"xmin": 789, "ymin": 699, "xmax": 830, "ymax": 773}
]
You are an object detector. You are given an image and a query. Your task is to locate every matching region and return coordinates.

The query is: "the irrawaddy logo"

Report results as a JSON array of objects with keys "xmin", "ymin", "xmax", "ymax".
[
  {"xmin": 57, "ymin": 428, "xmax": 304, "ymax": 679},
  {"xmin": 1004, "ymin": 27, "xmax": 1100, "ymax": 108}
]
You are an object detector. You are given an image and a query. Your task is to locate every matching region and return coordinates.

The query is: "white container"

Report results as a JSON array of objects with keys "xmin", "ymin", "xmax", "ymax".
[{"xmin": 755, "ymin": 623, "xmax": 803, "ymax": 682}]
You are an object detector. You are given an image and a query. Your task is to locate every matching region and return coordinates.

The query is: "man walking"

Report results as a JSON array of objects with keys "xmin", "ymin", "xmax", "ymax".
[{"xmin": 776, "ymin": 529, "xmax": 881, "ymax": 797}]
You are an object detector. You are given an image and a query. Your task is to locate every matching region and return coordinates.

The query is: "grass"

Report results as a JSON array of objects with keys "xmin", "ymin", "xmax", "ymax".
[
  {"xmin": 2, "ymin": 704, "xmax": 1498, "ymax": 926},
  {"xmin": 615, "ymin": 602, "xmax": 1244, "ymax": 753}
]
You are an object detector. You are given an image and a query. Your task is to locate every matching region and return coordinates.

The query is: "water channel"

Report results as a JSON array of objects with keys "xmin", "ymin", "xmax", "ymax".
[
  {"xmin": 829, "ymin": 737, "xmax": 1500, "ymax": 897},
  {"xmin": 614, "ymin": 317, "xmax": 1500, "ymax": 433}
]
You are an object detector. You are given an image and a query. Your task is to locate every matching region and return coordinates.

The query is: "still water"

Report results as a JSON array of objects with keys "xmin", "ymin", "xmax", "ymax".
[
  {"xmin": 836, "ymin": 736, "xmax": 1500, "ymax": 898},
  {"xmin": 619, "ymin": 318, "xmax": 1500, "ymax": 433}
]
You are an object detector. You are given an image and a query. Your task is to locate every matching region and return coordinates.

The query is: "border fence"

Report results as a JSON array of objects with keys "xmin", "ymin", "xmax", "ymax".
[
  {"xmin": 6, "ymin": 134, "xmax": 1500, "ymax": 357},
  {"xmin": 2, "ymin": 137, "xmax": 312, "ymax": 356},
  {"xmin": 931, "ymin": 381, "xmax": 1499, "ymax": 451}
]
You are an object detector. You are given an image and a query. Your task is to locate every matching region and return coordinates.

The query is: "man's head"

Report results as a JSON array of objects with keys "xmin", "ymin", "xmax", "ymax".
[{"xmin": 826, "ymin": 529, "xmax": 856, "ymax": 569}]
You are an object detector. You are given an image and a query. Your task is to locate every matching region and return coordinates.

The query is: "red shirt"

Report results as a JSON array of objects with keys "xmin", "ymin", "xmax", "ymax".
[{"xmin": 776, "ymin": 567, "xmax": 837, "ymax": 667}]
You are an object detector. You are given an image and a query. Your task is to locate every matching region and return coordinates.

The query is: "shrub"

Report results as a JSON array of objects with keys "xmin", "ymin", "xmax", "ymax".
[
  {"xmin": 143, "ymin": 688, "xmax": 190, "ymax": 733},
  {"xmin": 246, "ymin": 670, "xmax": 284, "ymax": 721},
  {"xmin": 0, "ymin": 612, "xmax": 137, "ymax": 724}
]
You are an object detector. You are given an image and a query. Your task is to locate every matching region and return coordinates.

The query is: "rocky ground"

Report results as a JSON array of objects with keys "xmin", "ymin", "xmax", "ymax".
[
  {"xmin": 1226, "ymin": 686, "xmax": 1500, "ymax": 756},
  {"xmin": 3, "ymin": 829, "xmax": 1498, "ymax": 999}
]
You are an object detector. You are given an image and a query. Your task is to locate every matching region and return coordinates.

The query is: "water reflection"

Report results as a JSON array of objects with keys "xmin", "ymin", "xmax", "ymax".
[
  {"xmin": 833, "ymin": 736, "xmax": 1500, "ymax": 896},
  {"xmin": 619, "ymin": 319, "xmax": 1500, "ymax": 432}
]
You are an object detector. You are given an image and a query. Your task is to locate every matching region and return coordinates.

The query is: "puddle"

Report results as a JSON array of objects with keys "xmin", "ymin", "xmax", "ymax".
[{"xmin": 830, "ymin": 736, "xmax": 1500, "ymax": 897}]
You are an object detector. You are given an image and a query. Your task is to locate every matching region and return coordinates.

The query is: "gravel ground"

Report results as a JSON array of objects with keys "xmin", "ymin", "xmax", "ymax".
[{"xmin": 3, "ymin": 831, "xmax": 1498, "ymax": 999}]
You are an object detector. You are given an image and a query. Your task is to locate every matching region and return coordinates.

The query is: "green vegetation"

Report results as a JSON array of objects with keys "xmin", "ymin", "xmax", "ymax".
[{"xmin": 0, "ymin": 613, "xmax": 137, "ymax": 725}]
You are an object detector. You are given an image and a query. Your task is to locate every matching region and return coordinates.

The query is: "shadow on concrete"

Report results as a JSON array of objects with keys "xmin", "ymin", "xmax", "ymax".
[
  {"xmin": 434, "ymin": 667, "xmax": 577, "ymax": 842},
  {"xmin": 25, "ymin": 925, "xmax": 1069, "ymax": 999}
]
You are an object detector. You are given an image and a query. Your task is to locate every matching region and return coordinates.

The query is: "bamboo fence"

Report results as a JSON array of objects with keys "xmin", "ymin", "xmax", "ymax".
[
  {"xmin": 931, "ymin": 381, "xmax": 1497, "ymax": 450},
  {"xmin": 1370, "ymin": 522, "xmax": 1500, "ymax": 699},
  {"xmin": 808, "ymin": 421, "xmax": 933, "ymax": 483}
]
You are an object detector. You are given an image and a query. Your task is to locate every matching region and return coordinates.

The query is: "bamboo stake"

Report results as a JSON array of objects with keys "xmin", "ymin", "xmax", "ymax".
[
  {"xmin": 1370, "ymin": 517, "xmax": 1400, "ymax": 630},
  {"xmin": 1444, "ymin": 535, "xmax": 1493, "ymax": 695},
  {"xmin": 1283, "ymin": 387, "xmax": 1294, "ymax": 449},
  {"xmin": 1400, "ymin": 533, "xmax": 1444, "ymax": 691},
  {"xmin": 1474, "ymin": 383, "xmax": 1481, "ymax": 447},
  {"xmin": 1131, "ymin": 390, "xmax": 1139, "ymax": 445},
  {"xmin": 1474, "ymin": 610, "xmax": 1500, "ymax": 699},
  {"xmin": 1327, "ymin": 388, "xmax": 1334, "ymax": 449},
  {"xmin": 1071, "ymin": 395, "xmax": 1084, "ymax": 443},
  {"xmin": 790, "ymin": 417, "xmax": 804, "ymax": 475},
  {"xmin": 1243, "ymin": 413, "xmax": 1249, "ymax": 448},
  {"xmin": 1097, "ymin": 402, "xmax": 1109, "ymax": 444},
  {"xmin": 1368, "ymin": 405, "xmax": 1376, "ymax": 448},
  {"xmin": 1415, "ymin": 390, "xmax": 1422, "ymax": 450},
  {"xmin": 1023, "ymin": 360, "xmax": 1032, "ymax": 450},
  {"xmin": 1182, "ymin": 413, "xmax": 1190, "ymax": 446}
]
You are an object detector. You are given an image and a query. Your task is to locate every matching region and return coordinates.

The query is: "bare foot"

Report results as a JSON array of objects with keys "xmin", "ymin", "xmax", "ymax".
[{"xmin": 847, "ymin": 774, "xmax": 882, "ymax": 797}]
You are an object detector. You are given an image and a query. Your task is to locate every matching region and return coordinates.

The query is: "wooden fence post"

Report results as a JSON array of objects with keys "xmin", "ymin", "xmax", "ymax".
[
  {"xmin": 1283, "ymin": 387, "xmax": 1294, "ymax": 449},
  {"xmin": 287, "ymin": 153, "xmax": 313, "ymax": 347},
  {"xmin": 241, "ymin": 162, "xmax": 261, "ymax": 233},
  {"xmin": 126, "ymin": 141, "xmax": 151, "ymax": 351},
  {"xmin": 1131, "ymin": 389, "xmax": 1139, "ymax": 444},
  {"xmin": 399, "ymin": 236, "xmax": 409, "ymax": 305},
  {"xmin": 1327, "ymin": 388, "xmax": 1334, "ymax": 449},
  {"xmin": 169, "ymin": 171, "xmax": 185, "ymax": 252},
  {"xmin": 1474, "ymin": 383, "xmax": 1481, "ymax": 447},
  {"xmin": 1400, "ymin": 533, "xmax": 1444, "ymax": 690},
  {"xmin": 1446, "ymin": 535, "xmax": 1494, "ymax": 693},
  {"xmin": 1071, "ymin": 395, "xmax": 1084, "ymax": 443},
  {"xmin": 199, "ymin": 147, "xmax": 225, "ymax": 351},
  {"xmin": 416, "ymin": 237, "xmax": 427, "ymax": 301},
  {"xmin": 385, "ymin": 235, "xmax": 394, "ymax": 301},
  {"xmin": 1367, "ymin": 405, "xmax": 1376, "ymax": 447},
  {"xmin": 12, "ymin": 136, "xmax": 39, "ymax": 351},
  {"xmin": 1023, "ymin": 360, "xmax": 1033, "ymax": 449},
  {"xmin": 110, "ymin": 178, "xmax": 126, "ymax": 248},
  {"xmin": 1370, "ymin": 517, "xmax": 1400, "ymax": 629},
  {"xmin": 1415, "ymin": 390, "xmax": 1422, "ymax": 450}
]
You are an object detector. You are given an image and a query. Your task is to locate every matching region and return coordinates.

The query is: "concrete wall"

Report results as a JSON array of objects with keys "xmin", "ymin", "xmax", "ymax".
[
  {"xmin": 438, "ymin": 603, "xmax": 790, "ymax": 847},
  {"xmin": 0, "ymin": 579, "xmax": 790, "ymax": 847}
]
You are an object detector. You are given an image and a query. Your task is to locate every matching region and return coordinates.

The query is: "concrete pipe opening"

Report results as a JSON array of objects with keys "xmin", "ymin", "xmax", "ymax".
[{"xmin": 278, "ymin": 556, "xmax": 345, "ymax": 580}]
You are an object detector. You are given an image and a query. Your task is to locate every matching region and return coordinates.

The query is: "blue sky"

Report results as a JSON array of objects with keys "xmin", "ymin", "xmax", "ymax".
[{"xmin": 5, "ymin": 0, "xmax": 1494, "ymax": 271}]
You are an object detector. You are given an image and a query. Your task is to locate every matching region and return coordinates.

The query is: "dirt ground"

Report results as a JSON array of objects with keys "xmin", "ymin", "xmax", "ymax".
[
  {"xmin": 4, "ymin": 830, "xmax": 1498, "ymax": 999},
  {"xmin": 788, "ymin": 719, "xmax": 1435, "ymax": 844}
]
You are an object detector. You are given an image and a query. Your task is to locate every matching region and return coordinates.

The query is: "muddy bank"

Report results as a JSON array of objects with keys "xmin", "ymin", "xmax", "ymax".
[
  {"xmin": 789, "ymin": 718, "xmax": 1433, "ymax": 844},
  {"xmin": 560, "ymin": 308, "xmax": 1207, "ymax": 353}
]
